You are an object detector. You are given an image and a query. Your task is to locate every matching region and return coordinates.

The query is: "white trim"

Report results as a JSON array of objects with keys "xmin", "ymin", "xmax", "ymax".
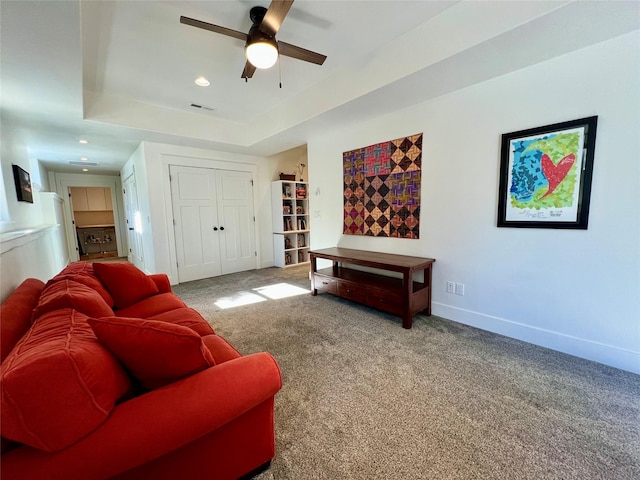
[
  {"xmin": 0, "ymin": 224, "xmax": 60, "ymax": 255},
  {"xmin": 432, "ymin": 303, "xmax": 640, "ymax": 374}
]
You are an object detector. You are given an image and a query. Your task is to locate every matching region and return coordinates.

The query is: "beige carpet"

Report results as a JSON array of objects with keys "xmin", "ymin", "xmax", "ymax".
[{"xmin": 173, "ymin": 265, "xmax": 640, "ymax": 480}]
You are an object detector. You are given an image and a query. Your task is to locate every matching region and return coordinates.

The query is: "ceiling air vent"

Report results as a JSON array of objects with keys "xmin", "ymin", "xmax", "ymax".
[
  {"xmin": 190, "ymin": 103, "xmax": 215, "ymax": 111},
  {"xmin": 69, "ymin": 161, "xmax": 99, "ymax": 167}
]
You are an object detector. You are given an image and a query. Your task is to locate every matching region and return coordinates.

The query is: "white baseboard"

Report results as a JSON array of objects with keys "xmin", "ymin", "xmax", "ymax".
[
  {"xmin": 261, "ymin": 259, "xmax": 275, "ymax": 269},
  {"xmin": 432, "ymin": 303, "xmax": 640, "ymax": 375}
]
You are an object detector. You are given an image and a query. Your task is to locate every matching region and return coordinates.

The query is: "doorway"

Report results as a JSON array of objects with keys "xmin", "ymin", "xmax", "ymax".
[
  {"xmin": 69, "ymin": 187, "xmax": 119, "ymax": 261},
  {"xmin": 122, "ymin": 173, "xmax": 144, "ymax": 270},
  {"xmin": 170, "ymin": 165, "xmax": 257, "ymax": 283},
  {"xmin": 54, "ymin": 172, "xmax": 126, "ymax": 264}
]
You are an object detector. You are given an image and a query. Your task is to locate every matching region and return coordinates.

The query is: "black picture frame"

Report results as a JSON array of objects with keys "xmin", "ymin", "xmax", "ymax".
[
  {"xmin": 497, "ymin": 116, "xmax": 597, "ymax": 229},
  {"xmin": 12, "ymin": 165, "xmax": 33, "ymax": 203}
]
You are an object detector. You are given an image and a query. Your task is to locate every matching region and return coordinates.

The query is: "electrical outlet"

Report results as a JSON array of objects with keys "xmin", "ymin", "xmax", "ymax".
[
  {"xmin": 446, "ymin": 281, "xmax": 455, "ymax": 294},
  {"xmin": 455, "ymin": 283, "xmax": 465, "ymax": 296}
]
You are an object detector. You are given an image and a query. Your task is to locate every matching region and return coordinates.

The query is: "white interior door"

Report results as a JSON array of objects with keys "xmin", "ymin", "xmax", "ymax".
[
  {"xmin": 170, "ymin": 165, "xmax": 222, "ymax": 282},
  {"xmin": 217, "ymin": 170, "xmax": 257, "ymax": 275},
  {"xmin": 122, "ymin": 174, "xmax": 144, "ymax": 270}
]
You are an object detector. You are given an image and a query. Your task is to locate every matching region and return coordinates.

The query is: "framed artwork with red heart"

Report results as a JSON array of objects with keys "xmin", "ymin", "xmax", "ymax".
[{"xmin": 497, "ymin": 116, "xmax": 597, "ymax": 229}]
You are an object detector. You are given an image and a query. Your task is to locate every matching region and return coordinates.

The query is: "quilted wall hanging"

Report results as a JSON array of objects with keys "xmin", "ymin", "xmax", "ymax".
[{"xmin": 343, "ymin": 133, "xmax": 422, "ymax": 238}]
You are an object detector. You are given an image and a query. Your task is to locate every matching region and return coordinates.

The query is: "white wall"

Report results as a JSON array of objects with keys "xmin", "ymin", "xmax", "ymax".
[
  {"xmin": 0, "ymin": 194, "xmax": 69, "ymax": 301},
  {"xmin": 268, "ymin": 145, "xmax": 308, "ymax": 182},
  {"xmin": 307, "ymin": 32, "xmax": 640, "ymax": 374},
  {"xmin": 0, "ymin": 114, "xmax": 43, "ymax": 232},
  {"xmin": 122, "ymin": 142, "xmax": 279, "ymax": 283},
  {"xmin": 0, "ymin": 115, "xmax": 69, "ymax": 299}
]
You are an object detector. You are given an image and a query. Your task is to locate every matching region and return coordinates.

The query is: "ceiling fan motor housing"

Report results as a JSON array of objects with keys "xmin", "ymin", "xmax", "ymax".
[
  {"xmin": 249, "ymin": 6, "xmax": 268, "ymax": 25},
  {"xmin": 246, "ymin": 5, "xmax": 276, "ymax": 50},
  {"xmin": 245, "ymin": 6, "xmax": 278, "ymax": 69}
]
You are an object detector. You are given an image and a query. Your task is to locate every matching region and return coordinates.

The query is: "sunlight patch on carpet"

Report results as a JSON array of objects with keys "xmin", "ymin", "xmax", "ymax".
[
  {"xmin": 214, "ymin": 292, "xmax": 267, "ymax": 309},
  {"xmin": 214, "ymin": 283, "xmax": 310, "ymax": 309},
  {"xmin": 253, "ymin": 283, "xmax": 310, "ymax": 300}
]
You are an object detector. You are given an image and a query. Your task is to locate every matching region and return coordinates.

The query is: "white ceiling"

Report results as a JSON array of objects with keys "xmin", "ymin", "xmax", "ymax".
[{"xmin": 1, "ymin": 0, "xmax": 638, "ymax": 174}]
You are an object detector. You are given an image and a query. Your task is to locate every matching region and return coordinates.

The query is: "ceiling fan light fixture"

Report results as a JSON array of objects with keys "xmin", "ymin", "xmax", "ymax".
[{"xmin": 245, "ymin": 31, "xmax": 278, "ymax": 69}]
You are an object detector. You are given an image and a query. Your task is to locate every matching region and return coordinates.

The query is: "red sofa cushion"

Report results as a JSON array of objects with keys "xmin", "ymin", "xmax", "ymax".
[
  {"xmin": 32, "ymin": 279, "xmax": 114, "ymax": 320},
  {"xmin": 115, "ymin": 293, "xmax": 186, "ymax": 318},
  {"xmin": 0, "ymin": 309, "xmax": 132, "ymax": 452},
  {"xmin": 48, "ymin": 262, "xmax": 114, "ymax": 308},
  {"xmin": 0, "ymin": 278, "xmax": 45, "ymax": 363},
  {"xmin": 147, "ymin": 308, "xmax": 215, "ymax": 336},
  {"xmin": 93, "ymin": 262, "xmax": 159, "ymax": 310},
  {"xmin": 88, "ymin": 317, "xmax": 215, "ymax": 390},
  {"xmin": 202, "ymin": 335, "xmax": 242, "ymax": 364}
]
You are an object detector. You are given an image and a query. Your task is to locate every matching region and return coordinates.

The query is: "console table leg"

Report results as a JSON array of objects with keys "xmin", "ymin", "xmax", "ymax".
[
  {"xmin": 402, "ymin": 271, "xmax": 413, "ymax": 329},
  {"xmin": 423, "ymin": 265, "xmax": 433, "ymax": 316},
  {"xmin": 310, "ymin": 255, "xmax": 318, "ymax": 296}
]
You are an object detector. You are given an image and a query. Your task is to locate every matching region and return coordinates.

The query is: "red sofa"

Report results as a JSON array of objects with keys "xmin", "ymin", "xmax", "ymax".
[{"xmin": 0, "ymin": 262, "xmax": 282, "ymax": 480}]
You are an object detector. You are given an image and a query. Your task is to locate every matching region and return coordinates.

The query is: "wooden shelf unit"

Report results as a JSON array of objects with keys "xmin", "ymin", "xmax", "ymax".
[
  {"xmin": 310, "ymin": 247, "xmax": 435, "ymax": 329},
  {"xmin": 272, "ymin": 181, "xmax": 310, "ymax": 268}
]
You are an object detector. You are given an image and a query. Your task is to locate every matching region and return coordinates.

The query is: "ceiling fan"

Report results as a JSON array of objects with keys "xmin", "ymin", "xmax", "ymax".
[{"xmin": 180, "ymin": 0, "xmax": 327, "ymax": 81}]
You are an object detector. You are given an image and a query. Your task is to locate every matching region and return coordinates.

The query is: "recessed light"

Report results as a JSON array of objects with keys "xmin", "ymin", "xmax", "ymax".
[
  {"xmin": 82, "ymin": 168, "xmax": 89, "ymax": 172},
  {"xmin": 80, "ymin": 156, "xmax": 88, "ymax": 161},
  {"xmin": 195, "ymin": 76, "xmax": 210, "ymax": 87},
  {"xmin": 78, "ymin": 139, "xmax": 88, "ymax": 144}
]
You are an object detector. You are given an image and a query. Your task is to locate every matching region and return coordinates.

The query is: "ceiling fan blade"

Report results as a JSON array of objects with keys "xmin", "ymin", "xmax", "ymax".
[
  {"xmin": 278, "ymin": 41, "xmax": 326, "ymax": 65},
  {"xmin": 180, "ymin": 16, "xmax": 247, "ymax": 41},
  {"xmin": 241, "ymin": 61, "xmax": 257, "ymax": 79},
  {"xmin": 259, "ymin": 0, "xmax": 294, "ymax": 37}
]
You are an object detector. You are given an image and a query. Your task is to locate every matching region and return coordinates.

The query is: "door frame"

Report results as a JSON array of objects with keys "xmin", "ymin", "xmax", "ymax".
[
  {"xmin": 122, "ymin": 171, "xmax": 144, "ymax": 270},
  {"xmin": 161, "ymin": 155, "xmax": 261, "ymax": 284},
  {"xmin": 50, "ymin": 172, "xmax": 127, "ymax": 263}
]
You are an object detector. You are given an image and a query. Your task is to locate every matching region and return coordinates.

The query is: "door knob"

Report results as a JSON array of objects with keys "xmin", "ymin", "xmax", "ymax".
[
  {"xmin": 213, "ymin": 227, "xmax": 218, "ymax": 231},
  {"xmin": 220, "ymin": 226, "xmax": 225, "ymax": 231},
  {"xmin": 128, "ymin": 227, "xmax": 134, "ymax": 231}
]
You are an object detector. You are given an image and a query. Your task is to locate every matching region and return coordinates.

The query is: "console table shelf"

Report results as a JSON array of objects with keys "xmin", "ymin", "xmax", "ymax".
[{"xmin": 310, "ymin": 247, "xmax": 435, "ymax": 329}]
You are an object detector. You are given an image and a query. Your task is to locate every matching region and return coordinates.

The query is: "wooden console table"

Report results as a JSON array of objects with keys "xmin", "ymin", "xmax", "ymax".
[{"xmin": 309, "ymin": 247, "xmax": 435, "ymax": 329}]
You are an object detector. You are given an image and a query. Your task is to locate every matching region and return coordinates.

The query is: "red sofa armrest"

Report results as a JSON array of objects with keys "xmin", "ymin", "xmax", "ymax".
[
  {"xmin": 0, "ymin": 352, "xmax": 282, "ymax": 480},
  {"xmin": 1, "ymin": 278, "xmax": 45, "ymax": 363},
  {"xmin": 149, "ymin": 274, "xmax": 171, "ymax": 293}
]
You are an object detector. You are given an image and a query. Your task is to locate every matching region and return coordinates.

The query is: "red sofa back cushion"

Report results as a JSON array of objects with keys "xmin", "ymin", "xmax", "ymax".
[
  {"xmin": 32, "ymin": 279, "xmax": 114, "ymax": 320},
  {"xmin": 93, "ymin": 262, "xmax": 159, "ymax": 310},
  {"xmin": 147, "ymin": 308, "xmax": 215, "ymax": 337},
  {"xmin": 0, "ymin": 309, "xmax": 131, "ymax": 452},
  {"xmin": 47, "ymin": 262, "xmax": 114, "ymax": 308},
  {"xmin": 88, "ymin": 317, "xmax": 215, "ymax": 390},
  {"xmin": 0, "ymin": 278, "xmax": 44, "ymax": 363}
]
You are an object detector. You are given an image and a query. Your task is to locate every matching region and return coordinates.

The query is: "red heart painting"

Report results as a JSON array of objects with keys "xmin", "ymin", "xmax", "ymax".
[{"xmin": 541, "ymin": 153, "xmax": 575, "ymax": 198}]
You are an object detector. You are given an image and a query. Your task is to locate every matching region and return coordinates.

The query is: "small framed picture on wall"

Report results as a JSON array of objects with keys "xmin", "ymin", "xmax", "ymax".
[{"xmin": 12, "ymin": 165, "xmax": 33, "ymax": 203}]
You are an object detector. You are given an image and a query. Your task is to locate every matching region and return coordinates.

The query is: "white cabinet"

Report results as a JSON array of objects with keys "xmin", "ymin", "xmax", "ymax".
[
  {"xmin": 86, "ymin": 187, "xmax": 111, "ymax": 211},
  {"xmin": 271, "ymin": 181, "xmax": 310, "ymax": 267},
  {"xmin": 70, "ymin": 187, "xmax": 112, "ymax": 211},
  {"xmin": 70, "ymin": 187, "xmax": 89, "ymax": 211}
]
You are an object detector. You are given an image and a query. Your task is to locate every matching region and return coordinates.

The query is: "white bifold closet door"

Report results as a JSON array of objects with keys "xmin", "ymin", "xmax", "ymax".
[{"xmin": 170, "ymin": 165, "xmax": 256, "ymax": 283}]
